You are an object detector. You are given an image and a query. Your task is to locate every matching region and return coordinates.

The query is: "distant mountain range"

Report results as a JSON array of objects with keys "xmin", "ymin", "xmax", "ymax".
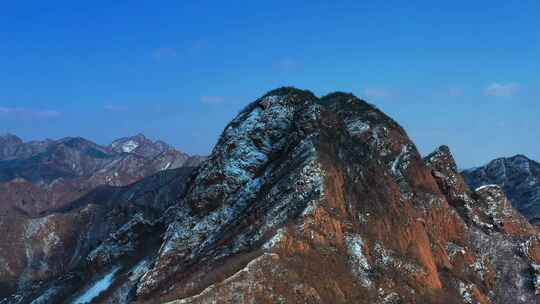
[
  {"xmin": 2, "ymin": 88, "xmax": 540, "ymax": 303},
  {"xmin": 463, "ymin": 155, "xmax": 540, "ymax": 226},
  {"xmin": 0, "ymin": 133, "xmax": 203, "ymax": 216}
]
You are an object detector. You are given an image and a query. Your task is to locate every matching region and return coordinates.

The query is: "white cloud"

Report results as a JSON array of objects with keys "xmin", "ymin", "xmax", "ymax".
[
  {"xmin": 363, "ymin": 87, "xmax": 390, "ymax": 99},
  {"xmin": 484, "ymin": 82, "xmax": 519, "ymax": 97},
  {"xmin": 200, "ymin": 96, "xmax": 225, "ymax": 105},
  {"xmin": 0, "ymin": 107, "xmax": 61, "ymax": 119}
]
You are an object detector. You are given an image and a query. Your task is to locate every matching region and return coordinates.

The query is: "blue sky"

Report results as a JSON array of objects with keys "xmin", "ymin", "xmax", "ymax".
[{"xmin": 1, "ymin": 1, "xmax": 539, "ymax": 167}]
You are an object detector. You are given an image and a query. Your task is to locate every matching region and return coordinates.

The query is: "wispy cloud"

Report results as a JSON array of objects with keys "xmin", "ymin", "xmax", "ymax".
[
  {"xmin": 363, "ymin": 87, "xmax": 391, "ymax": 99},
  {"xmin": 0, "ymin": 107, "xmax": 61, "ymax": 119},
  {"xmin": 152, "ymin": 47, "xmax": 178, "ymax": 61},
  {"xmin": 200, "ymin": 95, "xmax": 225, "ymax": 105},
  {"xmin": 484, "ymin": 82, "xmax": 519, "ymax": 97}
]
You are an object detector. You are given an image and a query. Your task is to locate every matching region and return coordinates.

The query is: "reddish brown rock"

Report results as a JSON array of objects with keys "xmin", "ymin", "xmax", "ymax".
[{"xmin": 4, "ymin": 88, "xmax": 540, "ymax": 304}]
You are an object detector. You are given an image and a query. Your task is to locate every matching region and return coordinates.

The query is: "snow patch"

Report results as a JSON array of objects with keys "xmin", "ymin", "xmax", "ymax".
[
  {"xmin": 358, "ymin": 212, "xmax": 370, "ymax": 224},
  {"xmin": 161, "ymin": 162, "xmax": 172, "ymax": 170},
  {"xmin": 25, "ymin": 217, "xmax": 49, "ymax": 239},
  {"xmin": 129, "ymin": 259, "xmax": 151, "ymax": 282},
  {"xmin": 72, "ymin": 266, "xmax": 120, "ymax": 304},
  {"xmin": 378, "ymin": 288, "xmax": 400, "ymax": 304},
  {"xmin": 120, "ymin": 140, "xmax": 139, "ymax": 153},
  {"xmin": 263, "ymin": 228, "xmax": 286, "ymax": 252},
  {"xmin": 345, "ymin": 234, "xmax": 372, "ymax": 287},
  {"xmin": 446, "ymin": 242, "xmax": 466, "ymax": 260},
  {"xmin": 390, "ymin": 144, "xmax": 412, "ymax": 177},
  {"xmin": 458, "ymin": 281, "xmax": 474, "ymax": 304},
  {"xmin": 373, "ymin": 242, "xmax": 423, "ymax": 276},
  {"xmin": 170, "ymin": 254, "xmax": 277, "ymax": 304},
  {"xmin": 346, "ymin": 119, "xmax": 370, "ymax": 135},
  {"xmin": 475, "ymin": 184, "xmax": 500, "ymax": 192},
  {"xmin": 471, "ymin": 257, "xmax": 489, "ymax": 281}
]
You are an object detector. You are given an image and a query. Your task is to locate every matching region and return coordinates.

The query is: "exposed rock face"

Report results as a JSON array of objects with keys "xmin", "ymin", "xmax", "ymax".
[
  {"xmin": 0, "ymin": 166, "xmax": 196, "ymax": 303},
  {"xmin": 0, "ymin": 134, "xmax": 203, "ymax": 302},
  {"xmin": 427, "ymin": 147, "xmax": 540, "ymax": 302},
  {"xmin": 0, "ymin": 134, "xmax": 23, "ymax": 160},
  {"xmin": 2, "ymin": 88, "xmax": 540, "ymax": 303},
  {"xmin": 463, "ymin": 155, "xmax": 540, "ymax": 227},
  {"xmin": 111, "ymin": 134, "xmax": 173, "ymax": 158},
  {"xmin": 133, "ymin": 89, "xmax": 540, "ymax": 303},
  {"xmin": 0, "ymin": 134, "xmax": 52, "ymax": 161}
]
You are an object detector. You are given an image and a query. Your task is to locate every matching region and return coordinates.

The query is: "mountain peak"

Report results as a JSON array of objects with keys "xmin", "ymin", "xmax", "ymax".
[
  {"xmin": 108, "ymin": 133, "xmax": 188, "ymax": 163},
  {"xmin": 185, "ymin": 88, "xmax": 320, "ymax": 215},
  {"xmin": 261, "ymin": 86, "xmax": 317, "ymax": 100},
  {"xmin": 231, "ymin": 87, "xmax": 318, "ymax": 125},
  {"xmin": 132, "ymin": 133, "xmax": 147, "ymax": 140},
  {"xmin": 425, "ymin": 145, "xmax": 458, "ymax": 174},
  {"xmin": 510, "ymin": 154, "xmax": 532, "ymax": 162},
  {"xmin": 111, "ymin": 133, "xmax": 161, "ymax": 154},
  {"xmin": 320, "ymin": 91, "xmax": 368, "ymax": 105},
  {"xmin": 463, "ymin": 154, "xmax": 540, "ymax": 228},
  {"xmin": 132, "ymin": 88, "xmax": 540, "ymax": 303},
  {"xmin": 4, "ymin": 88, "xmax": 540, "ymax": 304},
  {"xmin": 58, "ymin": 136, "xmax": 96, "ymax": 146},
  {"xmin": 0, "ymin": 133, "xmax": 23, "ymax": 144}
]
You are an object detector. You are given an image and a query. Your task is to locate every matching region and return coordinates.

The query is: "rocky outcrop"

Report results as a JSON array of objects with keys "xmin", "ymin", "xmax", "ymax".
[
  {"xmin": 3, "ymin": 88, "xmax": 540, "ymax": 303},
  {"xmin": 110, "ymin": 134, "xmax": 171, "ymax": 157},
  {"xmin": 0, "ymin": 134, "xmax": 203, "ymax": 302},
  {"xmin": 463, "ymin": 155, "xmax": 540, "ymax": 227},
  {"xmin": 0, "ymin": 166, "xmax": 196, "ymax": 303},
  {"xmin": 0, "ymin": 134, "xmax": 52, "ymax": 161},
  {"xmin": 426, "ymin": 147, "xmax": 540, "ymax": 303},
  {"xmin": 134, "ymin": 89, "xmax": 540, "ymax": 303}
]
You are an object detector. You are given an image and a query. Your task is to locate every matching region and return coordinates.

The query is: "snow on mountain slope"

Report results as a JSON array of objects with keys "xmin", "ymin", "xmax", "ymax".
[
  {"xmin": 463, "ymin": 155, "xmax": 540, "ymax": 227},
  {"xmin": 0, "ymin": 134, "xmax": 203, "ymax": 216},
  {"xmin": 3, "ymin": 88, "xmax": 540, "ymax": 304}
]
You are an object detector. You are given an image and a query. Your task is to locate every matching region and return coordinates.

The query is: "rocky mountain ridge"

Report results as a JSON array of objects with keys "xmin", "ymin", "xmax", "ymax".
[
  {"xmin": 0, "ymin": 133, "xmax": 203, "ymax": 216},
  {"xmin": 2, "ymin": 88, "xmax": 540, "ymax": 304},
  {"xmin": 463, "ymin": 155, "xmax": 540, "ymax": 227}
]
